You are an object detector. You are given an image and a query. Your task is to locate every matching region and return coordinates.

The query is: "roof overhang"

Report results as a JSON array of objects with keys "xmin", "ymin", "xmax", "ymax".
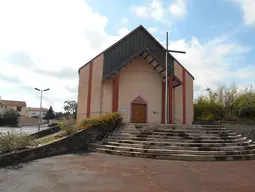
[
  {"xmin": 103, "ymin": 48, "xmax": 169, "ymax": 80},
  {"xmin": 103, "ymin": 48, "xmax": 182, "ymax": 88}
]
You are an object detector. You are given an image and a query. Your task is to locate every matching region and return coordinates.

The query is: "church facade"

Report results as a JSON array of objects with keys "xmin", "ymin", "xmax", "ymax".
[{"xmin": 77, "ymin": 25, "xmax": 194, "ymax": 125}]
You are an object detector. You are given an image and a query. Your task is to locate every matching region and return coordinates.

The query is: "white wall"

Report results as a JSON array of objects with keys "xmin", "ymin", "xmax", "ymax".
[{"xmin": 27, "ymin": 110, "xmax": 47, "ymax": 118}]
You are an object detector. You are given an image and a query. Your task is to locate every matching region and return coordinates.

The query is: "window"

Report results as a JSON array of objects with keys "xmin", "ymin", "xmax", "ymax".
[
  {"xmin": 17, "ymin": 106, "xmax": 22, "ymax": 112},
  {"xmin": 32, "ymin": 112, "xmax": 36, "ymax": 115}
]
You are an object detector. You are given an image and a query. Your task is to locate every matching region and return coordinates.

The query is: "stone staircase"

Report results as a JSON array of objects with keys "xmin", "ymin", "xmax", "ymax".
[{"xmin": 89, "ymin": 123, "xmax": 255, "ymax": 161}]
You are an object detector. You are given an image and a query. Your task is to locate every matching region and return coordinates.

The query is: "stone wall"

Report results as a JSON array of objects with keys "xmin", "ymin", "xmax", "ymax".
[
  {"xmin": 30, "ymin": 126, "xmax": 61, "ymax": 139},
  {"xmin": 0, "ymin": 121, "xmax": 121, "ymax": 168},
  {"xmin": 223, "ymin": 123, "xmax": 255, "ymax": 141}
]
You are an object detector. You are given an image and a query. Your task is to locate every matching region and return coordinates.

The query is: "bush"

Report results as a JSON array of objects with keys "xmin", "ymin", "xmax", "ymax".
[
  {"xmin": 79, "ymin": 112, "xmax": 122, "ymax": 130},
  {"xmin": 2, "ymin": 109, "xmax": 20, "ymax": 127},
  {"xmin": 0, "ymin": 114, "xmax": 4, "ymax": 126},
  {"xmin": 0, "ymin": 131, "xmax": 37, "ymax": 154},
  {"xmin": 222, "ymin": 114, "xmax": 240, "ymax": 122},
  {"xmin": 48, "ymin": 122, "xmax": 61, "ymax": 127},
  {"xmin": 60, "ymin": 120, "xmax": 78, "ymax": 135}
]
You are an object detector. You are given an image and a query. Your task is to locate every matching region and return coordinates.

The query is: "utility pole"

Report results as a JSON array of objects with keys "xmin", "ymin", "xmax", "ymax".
[
  {"xmin": 165, "ymin": 32, "xmax": 168, "ymax": 124},
  {"xmin": 147, "ymin": 32, "xmax": 186, "ymax": 124},
  {"xmin": 34, "ymin": 88, "xmax": 50, "ymax": 132}
]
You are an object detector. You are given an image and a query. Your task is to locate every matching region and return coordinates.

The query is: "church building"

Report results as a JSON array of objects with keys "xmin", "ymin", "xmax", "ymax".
[{"xmin": 77, "ymin": 25, "xmax": 194, "ymax": 125}]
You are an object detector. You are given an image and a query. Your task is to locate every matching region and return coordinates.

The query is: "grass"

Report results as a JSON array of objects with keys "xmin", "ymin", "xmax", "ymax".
[{"xmin": 37, "ymin": 131, "xmax": 67, "ymax": 145}]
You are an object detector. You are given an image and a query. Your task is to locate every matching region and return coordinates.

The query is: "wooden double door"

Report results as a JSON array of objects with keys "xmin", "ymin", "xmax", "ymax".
[{"xmin": 131, "ymin": 104, "xmax": 146, "ymax": 123}]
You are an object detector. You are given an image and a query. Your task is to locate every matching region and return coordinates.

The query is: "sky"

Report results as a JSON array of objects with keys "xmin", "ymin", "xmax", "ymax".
[{"xmin": 0, "ymin": 0, "xmax": 254, "ymax": 112}]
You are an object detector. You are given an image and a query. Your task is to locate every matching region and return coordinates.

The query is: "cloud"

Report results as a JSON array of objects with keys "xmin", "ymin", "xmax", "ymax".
[
  {"xmin": 130, "ymin": 0, "xmax": 170, "ymax": 24},
  {"xmin": 121, "ymin": 18, "xmax": 129, "ymax": 24},
  {"xmin": 0, "ymin": 0, "xmax": 129, "ymax": 111},
  {"xmin": 169, "ymin": 0, "xmax": 187, "ymax": 18},
  {"xmin": 168, "ymin": 31, "xmax": 254, "ymax": 98},
  {"xmin": 232, "ymin": 0, "xmax": 255, "ymax": 26},
  {"xmin": 148, "ymin": 27, "xmax": 158, "ymax": 33},
  {"xmin": 118, "ymin": 28, "xmax": 130, "ymax": 37}
]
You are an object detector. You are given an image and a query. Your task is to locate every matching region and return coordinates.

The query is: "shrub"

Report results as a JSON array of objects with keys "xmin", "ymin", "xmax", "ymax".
[
  {"xmin": 0, "ymin": 131, "xmax": 37, "ymax": 154},
  {"xmin": 2, "ymin": 109, "xmax": 20, "ymax": 127},
  {"xmin": 222, "ymin": 114, "xmax": 240, "ymax": 122},
  {"xmin": 60, "ymin": 120, "xmax": 78, "ymax": 135},
  {"xmin": 48, "ymin": 122, "xmax": 62, "ymax": 127},
  {"xmin": 0, "ymin": 114, "xmax": 4, "ymax": 126},
  {"xmin": 79, "ymin": 112, "xmax": 122, "ymax": 130}
]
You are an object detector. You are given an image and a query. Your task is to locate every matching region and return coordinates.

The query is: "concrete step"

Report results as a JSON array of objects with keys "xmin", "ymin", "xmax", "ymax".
[
  {"xmin": 90, "ymin": 143, "xmax": 255, "ymax": 155},
  {"xmin": 104, "ymin": 136, "xmax": 248, "ymax": 143},
  {"xmin": 97, "ymin": 141, "xmax": 255, "ymax": 151},
  {"xmin": 110, "ymin": 131, "xmax": 237, "ymax": 137},
  {"xmin": 130, "ymin": 123, "xmax": 224, "ymax": 129},
  {"xmin": 102, "ymin": 140, "xmax": 253, "ymax": 147},
  {"xmin": 107, "ymin": 134, "xmax": 243, "ymax": 140},
  {"xmin": 103, "ymin": 139, "xmax": 253, "ymax": 146},
  {"xmin": 89, "ymin": 147, "xmax": 255, "ymax": 161},
  {"xmin": 121, "ymin": 126, "xmax": 227, "ymax": 131}
]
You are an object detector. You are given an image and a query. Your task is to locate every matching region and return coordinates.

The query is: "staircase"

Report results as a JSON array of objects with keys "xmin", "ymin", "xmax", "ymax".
[{"xmin": 89, "ymin": 123, "xmax": 255, "ymax": 161}]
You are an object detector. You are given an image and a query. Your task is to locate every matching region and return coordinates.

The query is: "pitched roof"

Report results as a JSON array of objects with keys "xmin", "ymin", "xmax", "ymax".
[
  {"xmin": 0, "ymin": 99, "xmax": 26, "ymax": 107},
  {"xmin": 26, "ymin": 107, "xmax": 48, "ymax": 112},
  {"xmin": 78, "ymin": 25, "xmax": 194, "ymax": 80}
]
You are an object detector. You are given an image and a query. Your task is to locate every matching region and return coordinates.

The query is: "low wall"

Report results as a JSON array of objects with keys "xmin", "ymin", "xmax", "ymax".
[
  {"xmin": 223, "ymin": 123, "xmax": 255, "ymax": 141},
  {"xmin": 0, "ymin": 121, "xmax": 122, "ymax": 168},
  {"xmin": 193, "ymin": 120, "xmax": 255, "ymax": 141},
  {"xmin": 29, "ymin": 126, "xmax": 61, "ymax": 139}
]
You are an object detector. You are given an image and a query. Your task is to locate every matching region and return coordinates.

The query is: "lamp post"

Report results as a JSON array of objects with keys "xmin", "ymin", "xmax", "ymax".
[{"xmin": 34, "ymin": 88, "xmax": 50, "ymax": 132}]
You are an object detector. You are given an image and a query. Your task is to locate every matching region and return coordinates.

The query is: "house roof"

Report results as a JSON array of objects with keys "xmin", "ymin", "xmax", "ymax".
[
  {"xmin": 0, "ymin": 100, "xmax": 26, "ymax": 107},
  {"xmin": 78, "ymin": 25, "xmax": 194, "ymax": 80},
  {"xmin": 26, "ymin": 107, "xmax": 48, "ymax": 112}
]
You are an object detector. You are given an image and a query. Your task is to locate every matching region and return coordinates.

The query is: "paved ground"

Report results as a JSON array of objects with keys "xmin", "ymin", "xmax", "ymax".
[
  {"xmin": 0, "ymin": 124, "xmax": 49, "ymax": 134},
  {"xmin": 1, "ymin": 153, "xmax": 255, "ymax": 192}
]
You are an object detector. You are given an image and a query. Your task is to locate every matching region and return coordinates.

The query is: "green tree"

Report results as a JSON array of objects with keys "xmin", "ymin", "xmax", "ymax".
[
  {"xmin": 2, "ymin": 109, "xmax": 19, "ymax": 127},
  {"xmin": 63, "ymin": 100, "xmax": 77, "ymax": 119},
  {"xmin": 45, "ymin": 106, "xmax": 55, "ymax": 120},
  {"xmin": 194, "ymin": 83, "xmax": 255, "ymax": 121}
]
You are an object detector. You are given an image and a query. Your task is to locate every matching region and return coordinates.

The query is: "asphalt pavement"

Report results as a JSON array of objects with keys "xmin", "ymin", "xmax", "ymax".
[{"xmin": 0, "ymin": 124, "xmax": 49, "ymax": 134}]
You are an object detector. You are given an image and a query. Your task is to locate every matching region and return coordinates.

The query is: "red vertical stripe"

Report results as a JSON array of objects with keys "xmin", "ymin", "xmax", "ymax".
[
  {"xmin": 112, "ymin": 73, "xmax": 119, "ymax": 112},
  {"xmin": 87, "ymin": 61, "xmax": 93, "ymax": 118},
  {"xmin": 182, "ymin": 68, "xmax": 186, "ymax": 124},
  {"xmin": 161, "ymin": 81, "xmax": 165, "ymax": 123},
  {"xmin": 168, "ymin": 76, "xmax": 173, "ymax": 124}
]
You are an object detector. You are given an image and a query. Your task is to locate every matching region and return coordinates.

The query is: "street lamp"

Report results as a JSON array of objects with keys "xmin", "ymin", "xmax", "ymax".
[{"xmin": 34, "ymin": 88, "xmax": 50, "ymax": 131}]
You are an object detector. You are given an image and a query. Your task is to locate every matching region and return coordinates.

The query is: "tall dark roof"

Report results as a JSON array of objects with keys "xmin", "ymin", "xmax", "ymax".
[{"xmin": 78, "ymin": 25, "xmax": 194, "ymax": 80}]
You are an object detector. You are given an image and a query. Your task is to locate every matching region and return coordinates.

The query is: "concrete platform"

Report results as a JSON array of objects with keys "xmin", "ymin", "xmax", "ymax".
[{"xmin": 1, "ymin": 153, "xmax": 255, "ymax": 192}]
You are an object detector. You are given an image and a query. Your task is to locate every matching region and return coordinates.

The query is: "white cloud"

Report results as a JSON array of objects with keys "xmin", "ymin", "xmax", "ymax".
[
  {"xmin": 232, "ymin": 0, "xmax": 255, "ymax": 26},
  {"xmin": 118, "ymin": 28, "xmax": 130, "ymax": 37},
  {"xmin": 168, "ymin": 32, "xmax": 254, "ymax": 98},
  {"xmin": 130, "ymin": 0, "xmax": 170, "ymax": 24},
  {"xmin": 121, "ymin": 18, "xmax": 129, "ymax": 24},
  {"xmin": 148, "ymin": 27, "xmax": 158, "ymax": 33},
  {"xmin": 169, "ymin": 0, "xmax": 187, "ymax": 18},
  {"xmin": 0, "ymin": 0, "xmax": 128, "ymax": 111}
]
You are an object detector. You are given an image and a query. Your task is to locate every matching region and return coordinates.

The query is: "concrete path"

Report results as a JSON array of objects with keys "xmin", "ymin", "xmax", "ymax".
[{"xmin": 0, "ymin": 152, "xmax": 255, "ymax": 192}]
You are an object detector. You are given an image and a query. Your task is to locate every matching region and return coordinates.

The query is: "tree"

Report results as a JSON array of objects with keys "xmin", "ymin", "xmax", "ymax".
[
  {"xmin": 2, "ymin": 109, "xmax": 19, "ymax": 127},
  {"xmin": 63, "ymin": 100, "xmax": 77, "ymax": 119},
  {"xmin": 194, "ymin": 83, "xmax": 255, "ymax": 121},
  {"xmin": 45, "ymin": 106, "xmax": 55, "ymax": 120},
  {"xmin": 55, "ymin": 112, "xmax": 64, "ymax": 119}
]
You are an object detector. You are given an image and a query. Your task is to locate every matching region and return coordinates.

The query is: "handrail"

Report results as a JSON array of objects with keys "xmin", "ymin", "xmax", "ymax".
[{"xmin": 172, "ymin": 116, "xmax": 183, "ymax": 124}]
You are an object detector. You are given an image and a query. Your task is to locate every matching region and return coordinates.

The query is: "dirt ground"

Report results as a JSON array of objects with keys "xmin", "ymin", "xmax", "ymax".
[{"xmin": 0, "ymin": 152, "xmax": 255, "ymax": 192}]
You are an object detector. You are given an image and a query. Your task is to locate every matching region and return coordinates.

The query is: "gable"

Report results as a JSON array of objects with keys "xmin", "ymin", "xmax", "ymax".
[
  {"xmin": 103, "ymin": 27, "xmax": 174, "ymax": 79},
  {"xmin": 78, "ymin": 25, "xmax": 194, "ymax": 80}
]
